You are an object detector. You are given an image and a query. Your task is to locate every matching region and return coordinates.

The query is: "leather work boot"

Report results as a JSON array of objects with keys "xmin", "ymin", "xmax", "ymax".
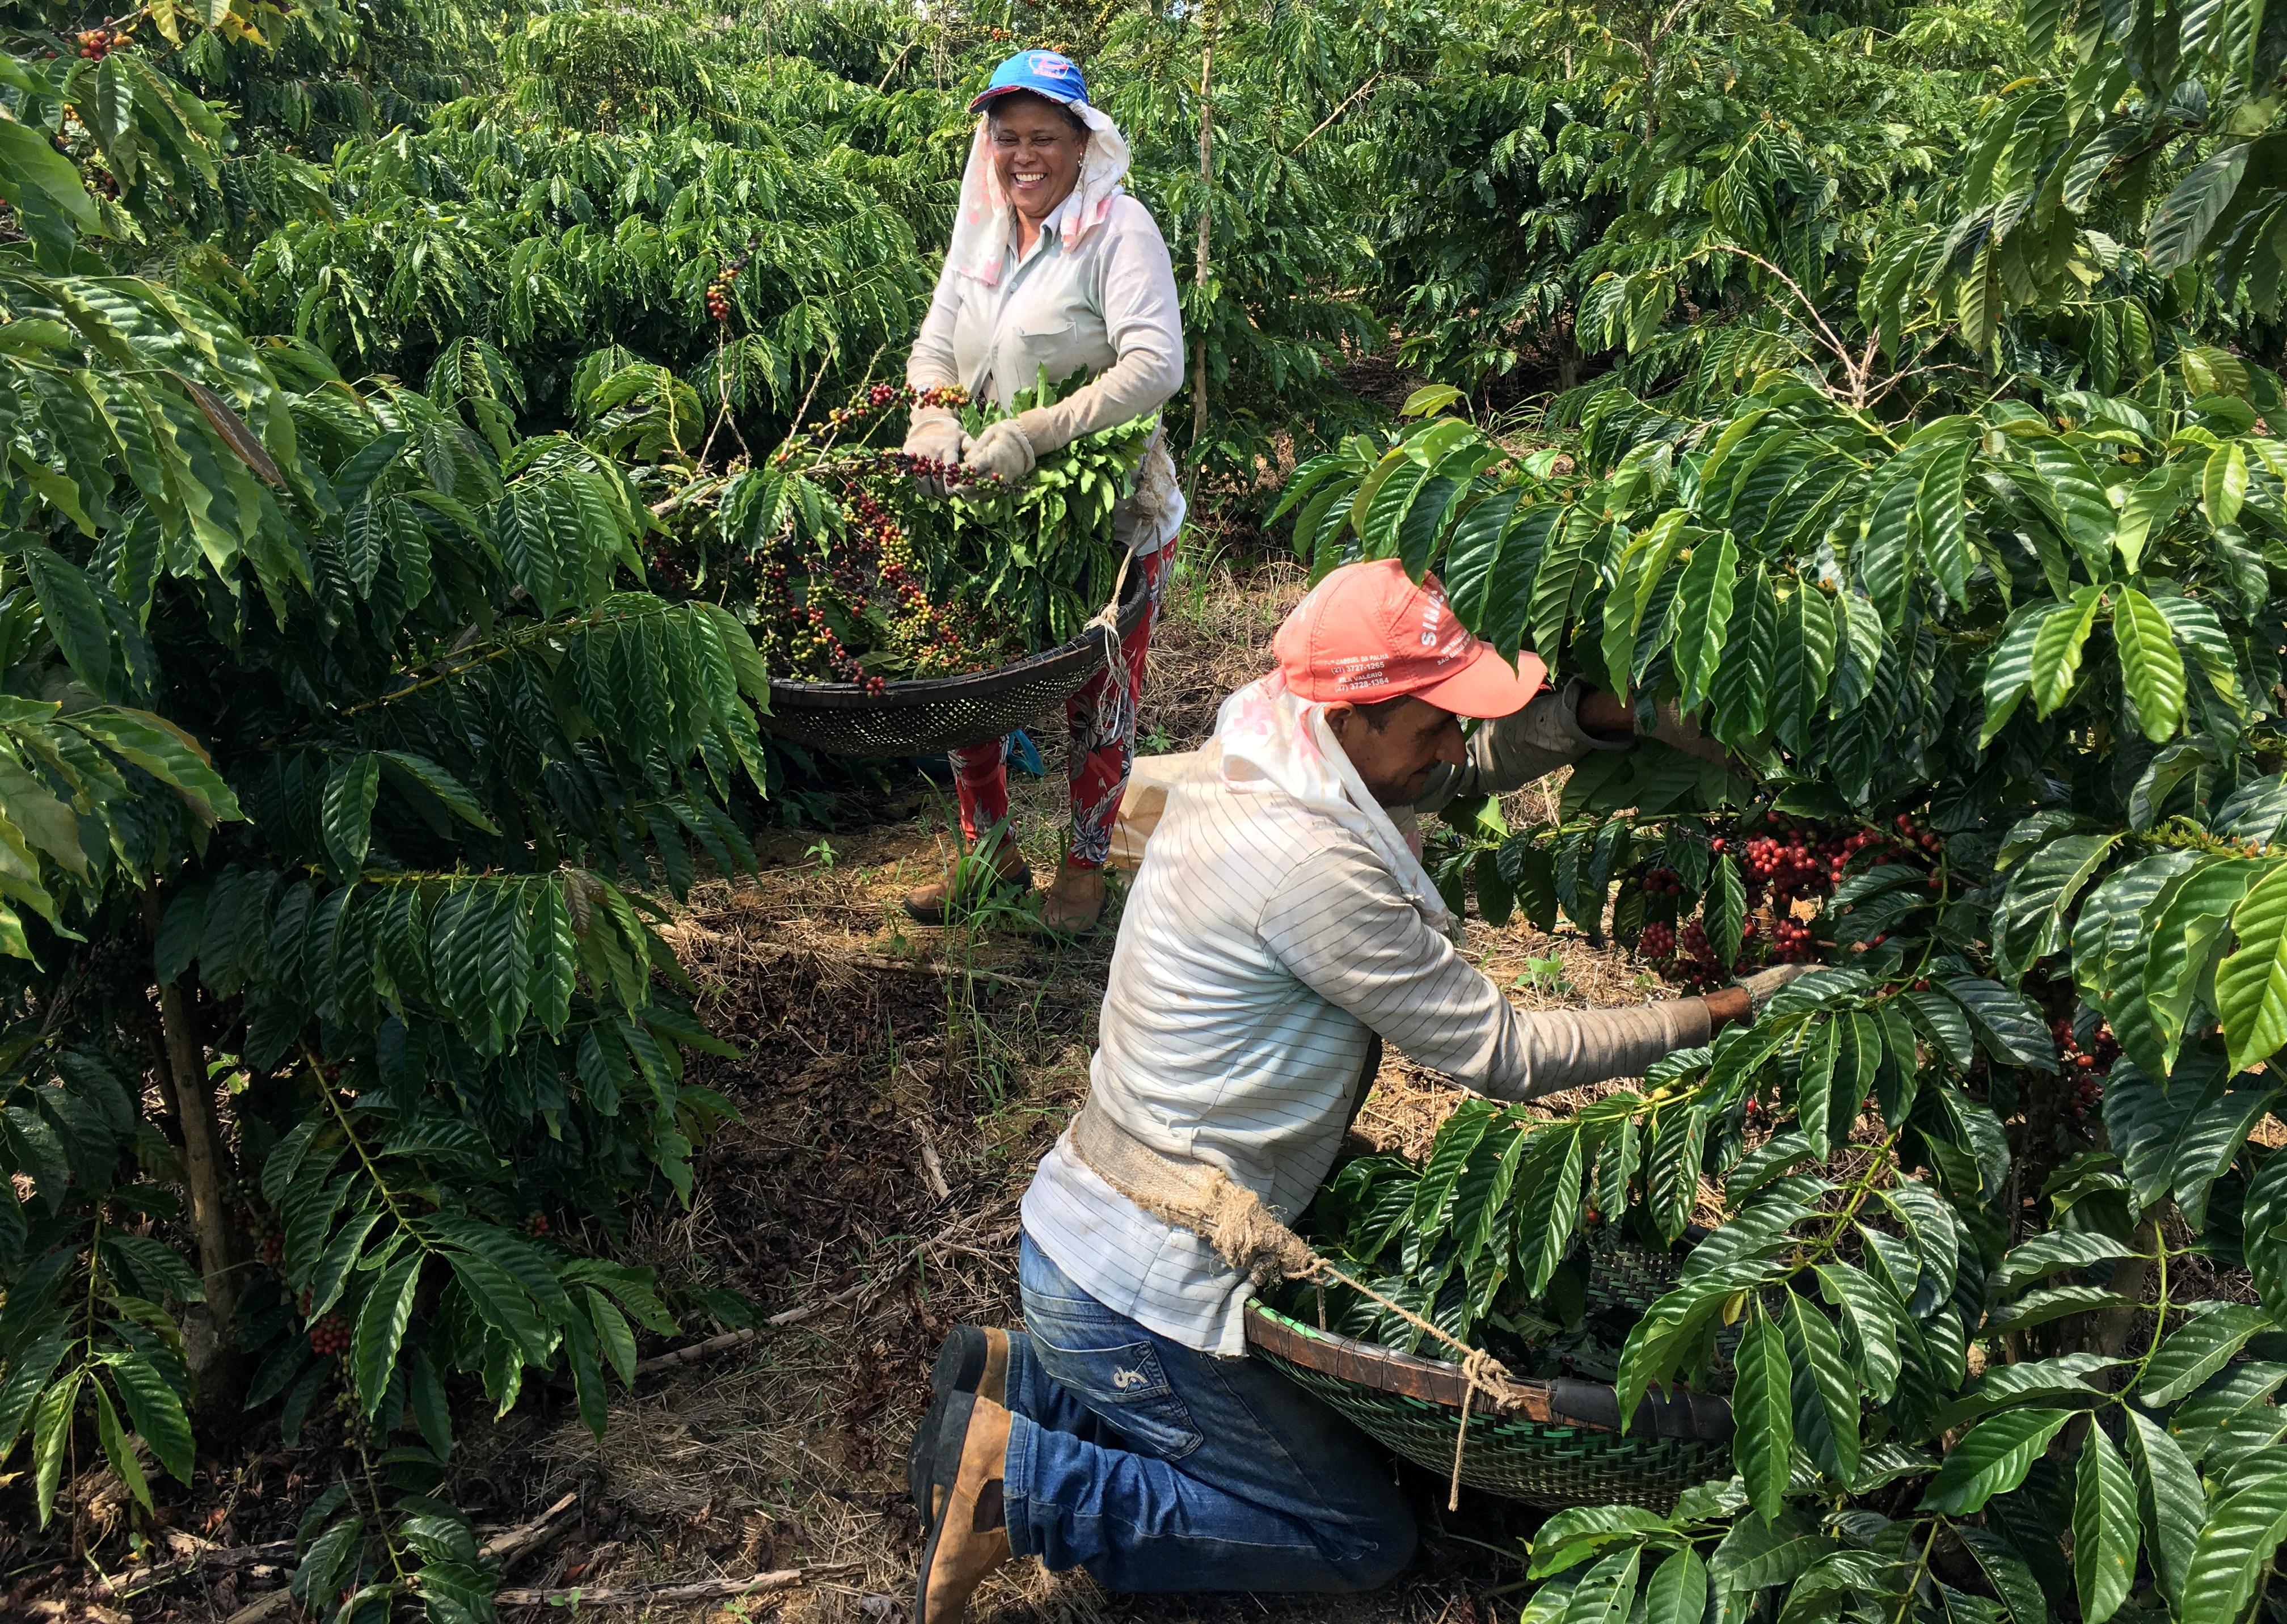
[
  {"xmin": 1033, "ymin": 861, "xmax": 1106, "ymax": 936},
  {"xmin": 908, "ymin": 1327, "xmax": 1011, "ymax": 1517},
  {"xmin": 914, "ymin": 1390, "xmax": 1014, "ymax": 1623},
  {"xmin": 903, "ymin": 841, "xmax": 1031, "ymax": 925}
]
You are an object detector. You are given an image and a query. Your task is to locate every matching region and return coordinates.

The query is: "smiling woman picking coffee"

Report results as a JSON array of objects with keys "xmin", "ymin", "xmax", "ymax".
[{"xmin": 901, "ymin": 49, "xmax": 1185, "ymax": 935}]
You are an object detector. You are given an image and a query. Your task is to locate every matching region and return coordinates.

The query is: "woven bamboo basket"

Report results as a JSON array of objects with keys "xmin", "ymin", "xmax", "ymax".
[
  {"xmin": 754, "ymin": 562, "xmax": 1152, "ymax": 758},
  {"xmin": 1244, "ymin": 1237, "xmax": 1734, "ymax": 1509}
]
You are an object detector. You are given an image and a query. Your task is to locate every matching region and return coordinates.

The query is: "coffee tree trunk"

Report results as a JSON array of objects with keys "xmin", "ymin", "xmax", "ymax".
[{"xmin": 145, "ymin": 885, "xmax": 244, "ymax": 1410}]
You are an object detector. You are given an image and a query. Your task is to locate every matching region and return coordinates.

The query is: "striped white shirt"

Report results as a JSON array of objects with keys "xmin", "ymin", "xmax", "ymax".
[{"xmin": 1022, "ymin": 745, "xmax": 1707, "ymax": 1355}]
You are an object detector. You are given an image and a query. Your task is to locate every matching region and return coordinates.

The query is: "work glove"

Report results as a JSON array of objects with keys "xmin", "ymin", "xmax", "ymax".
[
  {"xmin": 1733, "ymin": 962, "xmax": 1820, "ymax": 1018},
  {"xmin": 1646, "ymin": 698, "xmax": 1733, "ymax": 771},
  {"xmin": 903, "ymin": 406, "xmax": 968, "ymax": 499},
  {"xmin": 961, "ymin": 418, "xmax": 1037, "ymax": 488}
]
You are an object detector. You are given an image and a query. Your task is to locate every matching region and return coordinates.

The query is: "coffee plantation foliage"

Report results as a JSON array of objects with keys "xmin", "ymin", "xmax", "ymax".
[
  {"xmin": 11, "ymin": 0, "xmax": 2287, "ymax": 1618},
  {"xmin": 0, "ymin": 9, "xmax": 776, "ymax": 1618},
  {"xmin": 1258, "ymin": 1, "xmax": 2287, "ymax": 1617}
]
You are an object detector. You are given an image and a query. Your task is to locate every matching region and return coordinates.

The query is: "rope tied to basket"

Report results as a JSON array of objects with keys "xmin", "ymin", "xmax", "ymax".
[
  {"xmin": 1081, "ymin": 547, "xmax": 1136, "ymax": 700},
  {"xmin": 1066, "ymin": 1096, "xmax": 1513, "ymax": 1509}
]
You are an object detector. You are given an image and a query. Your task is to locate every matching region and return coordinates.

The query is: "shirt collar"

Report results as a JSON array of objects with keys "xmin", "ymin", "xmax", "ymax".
[{"xmin": 1006, "ymin": 189, "xmax": 1085, "ymax": 264}]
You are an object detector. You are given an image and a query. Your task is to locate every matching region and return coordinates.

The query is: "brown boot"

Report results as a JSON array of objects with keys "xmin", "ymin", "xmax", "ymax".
[
  {"xmin": 915, "ymin": 1390, "xmax": 1014, "ymax": 1623},
  {"xmin": 909, "ymin": 1327, "xmax": 1010, "ymax": 1517},
  {"xmin": 904, "ymin": 841, "xmax": 1031, "ymax": 925},
  {"xmin": 1033, "ymin": 862, "xmax": 1106, "ymax": 936}
]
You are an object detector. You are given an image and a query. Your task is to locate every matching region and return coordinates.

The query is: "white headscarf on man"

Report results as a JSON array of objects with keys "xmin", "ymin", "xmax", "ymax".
[{"xmin": 944, "ymin": 101, "xmax": 1134, "ymax": 288}]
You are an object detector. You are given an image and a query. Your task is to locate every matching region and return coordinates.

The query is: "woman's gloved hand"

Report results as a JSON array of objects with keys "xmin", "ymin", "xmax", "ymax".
[
  {"xmin": 904, "ymin": 407, "xmax": 969, "ymax": 499},
  {"xmin": 961, "ymin": 419, "xmax": 1037, "ymax": 487}
]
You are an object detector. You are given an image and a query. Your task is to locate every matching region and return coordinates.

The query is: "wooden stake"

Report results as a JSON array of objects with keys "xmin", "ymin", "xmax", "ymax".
[{"xmin": 1187, "ymin": 0, "xmax": 1217, "ymax": 467}]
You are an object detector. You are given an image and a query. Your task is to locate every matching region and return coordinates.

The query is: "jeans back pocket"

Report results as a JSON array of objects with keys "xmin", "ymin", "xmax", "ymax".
[{"xmin": 1029, "ymin": 1328, "xmax": 1204, "ymax": 1460}]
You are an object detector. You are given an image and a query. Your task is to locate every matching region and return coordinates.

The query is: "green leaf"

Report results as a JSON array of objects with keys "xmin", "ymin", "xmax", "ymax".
[
  {"xmin": 1784, "ymin": 1289, "xmax": 1861, "ymax": 1486},
  {"xmin": 1817, "ymin": 1263, "xmax": 1904, "ymax": 1404},
  {"xmin": 29, "ymin": 1367, "xmax": 79, "ymax": 1526},
  {"xmin": 1981, "ymin": 601, "xmax": 2059, "ymax": 745},
  {"xmin": 2217, "ymin": 863, "xmax": 2287, "ymax": 1073},
  {"xmin": 2074, "ymin": 1423, "xmax": 2139, "ymax": 1624},
  {"xmin": 1994, "ymin": 1229, "xmax": 2138, "ymax": 1289},
  {"xmin": 90, "ymin": 1380, "xmax": 152, "ymax": 1512},
  {"xmin": 1529, "ymin": 1505, "xmax": 1672, "ymax": 1577},
  {"xmin": 2145, "ymin": 863, "xmax": 2265, "ymax": 1070},
  {"xmin": 2125, "ymin": 1409, "xmax": 2202, "ymax": 1609},
  {"xmin": 2029, "ymin": 442, "xmax": 2119, "ymax": 573},
  {"xmin": 1707, "ymin": 854, "xmax": 1746, "ymax": 972},
  {"xmin": 1709, "ymin": 1506, "xmax": 1829, "ymax": 1589},
  {"xmin": 1530, "ymin": 510, "xmax": 1598, "ymax": 672},
  {"xmin": 99, "ymin": 1349, "xmax": 192, "ymax": 1485},
  {"xmin": 20, "ymin": 542, "xmax": 112, "ymax": 694},
  {"xmin": 70, "ymin": 708, "xmax": 239, "ymax": 824},
  {"xmin": 2114, "ymin": 587, "xmax": 2189, "ymax": 743},
  {"xmin": 2141, "ymin": 1304, "xmax": 2272, "ymax": 1406},
  {"xmin": 2030, "ymin": 583, "xmax": 2105, "ymax": 718},
  {"xmin": 1647, "ymin": 1100, "xmax": 1708, "ymax": 1243},
  {"xmin": 2178, "ymin": 1467, "xmax": 2287, "ymax": 1624},
  {"xmin": 378, "ymin": 752, "xmax": 500, "ymax": 834},
  {"xmin": 1918, "ymin": 437, "xmax": 1974, "ymax": 602},
  {"xmin": 322, "ymin": 753, "xmax": 381, "ymax": 876},
  {"xmin": 1643, "ymin": 1547, "xmax": 1707, "ymax": 1624},
  {"xmin": 352, "ymin": 1250, "xmax": 423, "ymax": 1419},
  {"xmin": 1772, "ymin": 583, "xmax": 1837, "ymax": 757},
  {"xmin": 1709, "ymin": 563, "xmax": 1775, "ymax": 748},
  {"xmin": 1795, "ymin": 1018, "xmax": 1841, "ymax": 1159},
  {"xmin": 1921, "ymin": 1407, "xmax": 2075, "ymax": 1515},
  {"xmin": 1734, "ymin": 1302, "xmax": 1794, "ymax": 1523},
  {"xmin": 2149, "ymin": 144, "xmax": 2253, "ymax": 272},
  {"xmin": 2205, "ymin": 440, "xmax": 2251, "ymax": 526},
  {"xmin": 2114, "ymin": 462, "xmax": 2193, "ymax": 573},
  {"xmin": 1672, "ymin": 533, "xmax": 1739, "ymax": 713},
  {"xmin": 1561, "ymin": 1548, "xmax": 1642, "ymax": 1624}
]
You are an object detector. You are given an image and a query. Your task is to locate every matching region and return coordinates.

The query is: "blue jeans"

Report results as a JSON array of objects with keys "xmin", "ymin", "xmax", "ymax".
[{"xmin": 1000, "ymin": 1231, "xmax": 1416, "ymax": 1593}]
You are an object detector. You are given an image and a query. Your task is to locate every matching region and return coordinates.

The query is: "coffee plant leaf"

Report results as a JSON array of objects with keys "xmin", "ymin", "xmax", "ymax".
[
  {"xmin": 2177, "ymin": 1469, "xmax": 2287, "ymax": 1624},
  {"xmin": 1733, "ymin": 1301, "xmax": 1794, "ymax": 1523},
  {"xmin": 2141, "ymin": 1304, "xmax": 2275, "ymax": 1406},
  {"xmin": 1641, "ymin": 1547, "xmax": 1707, "ymax": 1624},
  {"xmin": 2074, "ymin": 1422, "xmax": 2140, "ymax": 1624},
  {"xmin": 1921, "ymin": 1406, "xmax": 2076, "ymax": 1515}
]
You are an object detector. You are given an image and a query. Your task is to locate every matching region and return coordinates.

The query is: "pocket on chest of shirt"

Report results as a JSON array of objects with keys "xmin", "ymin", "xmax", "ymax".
[
  {"xmin": 1006, "ymin": 318, "xmax": 1100, "ymax": 395},
  {"xmin": 1026, "ymin": 1321, "xmax": 1204, "ymax": 1459}
]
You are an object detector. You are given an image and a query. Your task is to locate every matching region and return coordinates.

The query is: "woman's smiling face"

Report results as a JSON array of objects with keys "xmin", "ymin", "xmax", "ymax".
[{"xmin": 988, "ymin": 94, "xmax": 1087, "ymax": 226}]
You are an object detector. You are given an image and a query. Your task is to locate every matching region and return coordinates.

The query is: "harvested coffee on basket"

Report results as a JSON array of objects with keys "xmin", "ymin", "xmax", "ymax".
[{"xmin": 718, "ymin": 374, "xmax": 1154, "ymax": 688}]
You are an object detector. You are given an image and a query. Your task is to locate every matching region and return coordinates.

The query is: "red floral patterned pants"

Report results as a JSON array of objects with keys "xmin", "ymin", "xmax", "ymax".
[{"xmin": 949, "ymin": 542, "xmax": 1171, "ymax": 870}]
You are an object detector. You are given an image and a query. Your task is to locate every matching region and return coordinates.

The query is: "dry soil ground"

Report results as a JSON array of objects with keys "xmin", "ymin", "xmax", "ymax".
[{"xmin": 59, "ymin": 553, "xmax": 1694, "ymax": 1624}]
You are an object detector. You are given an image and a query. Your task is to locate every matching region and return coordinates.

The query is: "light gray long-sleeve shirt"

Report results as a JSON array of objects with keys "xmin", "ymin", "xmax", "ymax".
[
  {"xmin": 906, "ymin": 189, "xmax": 1185, "ymax": 551},
  {"xmin": 1022, "ymin": 742, "xmax": 1708, "ymax": 1356}
]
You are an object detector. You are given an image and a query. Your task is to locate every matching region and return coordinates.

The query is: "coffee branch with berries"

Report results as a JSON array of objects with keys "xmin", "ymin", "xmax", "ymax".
[{"xmin": 657, "ymin": 372, "xmax": 1156, "ymax": 688}]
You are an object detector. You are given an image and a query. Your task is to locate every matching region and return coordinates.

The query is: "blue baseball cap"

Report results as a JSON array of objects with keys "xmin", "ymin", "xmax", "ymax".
[{"xmin": 969, "ymin": 50, "xmax": 1090, "ymax": 113}]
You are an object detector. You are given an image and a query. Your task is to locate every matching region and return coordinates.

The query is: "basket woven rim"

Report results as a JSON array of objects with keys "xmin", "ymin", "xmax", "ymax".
[
  {"xmin": 1244, "ymin": 1298, "xmax": 1733, "ymax": 1442},
  {"xmin": 761, "ymin": 559, "xmax": 1152, "ymax": 714}
]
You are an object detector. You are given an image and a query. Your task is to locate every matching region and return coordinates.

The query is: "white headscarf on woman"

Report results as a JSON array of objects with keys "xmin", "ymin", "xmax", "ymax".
[{"xmin": 944, "ymin": 101, "xmax": 1134, "ymax": 288}]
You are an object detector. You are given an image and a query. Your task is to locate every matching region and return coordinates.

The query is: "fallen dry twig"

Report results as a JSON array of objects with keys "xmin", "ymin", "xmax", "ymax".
[
  {"xmin": 913, "ymin": 1117, "xmax": 953, "ymax": 1200},
  {"xmin": 479, "ymin": 1490, "xmax": 579, "ymax": 1568},
  {"xmin": 495, "ymin": 1562, "xmax": 859, "ymax": 1608},
  {"xmin": 630, "ymin": 1242, "xmax": 926, "ymax": 1376}
]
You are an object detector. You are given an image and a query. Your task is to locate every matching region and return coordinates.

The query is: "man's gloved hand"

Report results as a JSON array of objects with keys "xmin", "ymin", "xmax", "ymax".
[
  {"xmin": 961, "ymin": 419, "xmax": 1037, "ymax": 487},
  {"xmin": 1735, "ymin": 962, "xmax": 1819, "ymax": 1017},
  {"xmin": 1647, "ymin": 698, "xmax": 1735, "ymax": 771},
  {"xmin": 903, "ymin": 407, "xmax": 968, "ymax": 499}
]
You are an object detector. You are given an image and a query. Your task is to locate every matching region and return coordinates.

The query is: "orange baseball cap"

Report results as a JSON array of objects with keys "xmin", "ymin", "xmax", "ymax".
[{"xmin": 1273, "ymin": 558, "xmax": 1546, "ymax": 719}]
